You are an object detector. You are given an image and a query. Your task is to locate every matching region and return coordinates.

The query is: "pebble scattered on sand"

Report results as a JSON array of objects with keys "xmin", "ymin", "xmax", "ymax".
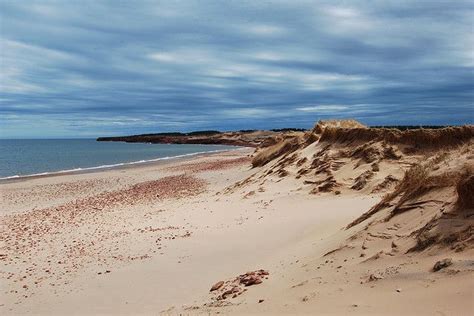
[
  {"xmin": 1, "ymin": 174, "xmax": 206, "ymax": 304},
  {"xmin": 432, "ymin": 258, "xmax": 452, "ymax": 272},
  {"xmin": 209, "ymin": 270, "xmax": 269, "ymax": 302}
]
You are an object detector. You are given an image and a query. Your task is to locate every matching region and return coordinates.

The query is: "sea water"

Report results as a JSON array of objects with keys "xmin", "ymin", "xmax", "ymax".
[{"xmin": 0, "ymin": 139, "xmax": 237, "ymax": 179}]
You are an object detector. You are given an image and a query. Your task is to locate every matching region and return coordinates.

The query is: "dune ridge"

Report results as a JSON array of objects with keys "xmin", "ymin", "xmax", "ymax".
[
  {"xmin": 248, "ymin": 120, "xmax": 473, "ymax": 250},
  {"xmin": 319, "ymin": 125, "xmax": 474, "ymax": 149},
  {"xmin": 196, "ymin": 119, "xmax": 473, "ymax": 315}
]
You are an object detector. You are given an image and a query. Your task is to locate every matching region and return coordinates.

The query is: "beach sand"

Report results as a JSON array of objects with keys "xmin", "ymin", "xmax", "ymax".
[{"xmin": 1, "ymin": 145, "xmax": 473, "ymax": 315}]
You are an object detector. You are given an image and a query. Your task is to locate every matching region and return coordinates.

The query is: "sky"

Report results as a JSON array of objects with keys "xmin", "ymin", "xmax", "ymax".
[{"xmin": 1, "ymin": 0, "xmax": 473, "ymax": 138}]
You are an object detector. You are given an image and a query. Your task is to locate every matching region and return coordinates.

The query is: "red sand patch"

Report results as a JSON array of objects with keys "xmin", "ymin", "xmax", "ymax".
[
  {"xmin": 167, "ymin": 157, "xmax": 251, "ymax": 173},
  {"xmin": 0, "ymin": 175, "xmax": 206, "ymax": 304}
]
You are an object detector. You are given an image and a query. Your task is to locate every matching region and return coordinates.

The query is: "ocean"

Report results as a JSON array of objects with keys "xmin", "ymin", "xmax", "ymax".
[{"xmin": 0, "ymin": 139, "xmax": 238, "ymax": 179}]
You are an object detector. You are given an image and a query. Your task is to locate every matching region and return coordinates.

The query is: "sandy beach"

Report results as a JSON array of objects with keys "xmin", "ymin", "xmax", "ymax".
[
  {"xmin": 2, "ymin": 0, "xmax": 473, "ymax": 314},
  {"xmin": 1, "ymin": 124, "xmax": 473, "ymax": 316}
]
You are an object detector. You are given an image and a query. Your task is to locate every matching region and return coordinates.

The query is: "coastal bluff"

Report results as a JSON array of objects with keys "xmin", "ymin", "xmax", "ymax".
[{"xmin": 96, "ymin": 129, "xmax": 306, "ymax": 147}]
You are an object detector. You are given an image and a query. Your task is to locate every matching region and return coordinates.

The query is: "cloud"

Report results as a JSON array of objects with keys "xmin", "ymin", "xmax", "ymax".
[
  {"xmin": 148, "ymin": 53, "xmax": 178, "ymax": 63},
  {"xmin": 219, "ymin": 107, "xmax": 290, "ymax": 119},
  {"xmin": 242, "ymin": 24, "xmax": 287, "ymax": 36},
  {"xmin": 0, "ymin": 0, "xmax": 473, "ymax": 138},
  {"xmin": 296, "ymin": 105, "xmax": 349, "ymax": 112}
]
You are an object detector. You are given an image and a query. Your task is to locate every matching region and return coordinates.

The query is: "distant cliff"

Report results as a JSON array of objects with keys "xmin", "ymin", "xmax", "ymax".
[{"xmin": 97, "ymin": 129, "xmax": 306, "ymax": 148}]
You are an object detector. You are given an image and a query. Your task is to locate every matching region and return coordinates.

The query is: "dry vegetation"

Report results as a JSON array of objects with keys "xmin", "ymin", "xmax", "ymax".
[
  {"xmin": 344, "ymin": 143, "xmax": 474, "ymax": 256},
  {"xmin": 319, "ymin": 125, "xmax": 474, "ymax": 149},
  {"xmin": 251, "ymin": 120, "xmax": 371, "ymax": 168},
  {"xmin": 311, "ymin": 119, "xmax": 367, "ymax": 133},
  {"xmin": 252, "ymin": 136, "xmax": 302, "ymax": 167},
  {"xmin": 248, "ymin": 119, "xmax": 474, "ymax": 256},
  {"xmin": 456, "ymin": 173, "xmax": 474, "ymax": 209}
]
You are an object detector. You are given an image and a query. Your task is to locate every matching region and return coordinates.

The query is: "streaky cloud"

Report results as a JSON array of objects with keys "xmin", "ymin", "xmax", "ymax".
[{"xmin": 0, "ymin": 0, "xmax": 473, "ymax": 138}]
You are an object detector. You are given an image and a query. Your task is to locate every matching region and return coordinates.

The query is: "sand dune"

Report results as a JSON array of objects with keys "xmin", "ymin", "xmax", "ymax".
[{"xmin": 1, "ymin": 121, "xmax": 473, "ymax": 315}]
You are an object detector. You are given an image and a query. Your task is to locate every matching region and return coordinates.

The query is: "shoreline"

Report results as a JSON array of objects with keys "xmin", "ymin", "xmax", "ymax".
[
  {"xmin": 2, "ymin": 149, "xmax": 374, "ymax": 315},
  {"xmin": 1, "ymin": 131, "xmax": 472, "ymax": 315},
  {"xmin": 0, "ymin": 146, "xmax": 248, "ymax": 183}
]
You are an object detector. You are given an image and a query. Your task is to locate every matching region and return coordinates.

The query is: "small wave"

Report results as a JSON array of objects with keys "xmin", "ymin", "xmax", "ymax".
[{"xmin": 0, "ymin": 148, "xmax": 241, "ymax": 181}]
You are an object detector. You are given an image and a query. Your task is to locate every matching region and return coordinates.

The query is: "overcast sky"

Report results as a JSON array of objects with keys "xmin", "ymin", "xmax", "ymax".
[{"xmin": 1, "ymin": 0, "xmax": 473, "ymax": 138}]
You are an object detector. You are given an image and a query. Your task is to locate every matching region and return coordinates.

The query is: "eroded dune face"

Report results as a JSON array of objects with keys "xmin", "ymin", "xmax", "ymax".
[
  {"xmin": 215, "ymin": 120, "xmax": 473, "ymax": 314},
  {"xmin": 345, "ymin": 145, "xmax": 474, "ymax": 255},
  {"xmin": 245, "ymin": 120, "xmax": 474, "ymax": 257}
]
